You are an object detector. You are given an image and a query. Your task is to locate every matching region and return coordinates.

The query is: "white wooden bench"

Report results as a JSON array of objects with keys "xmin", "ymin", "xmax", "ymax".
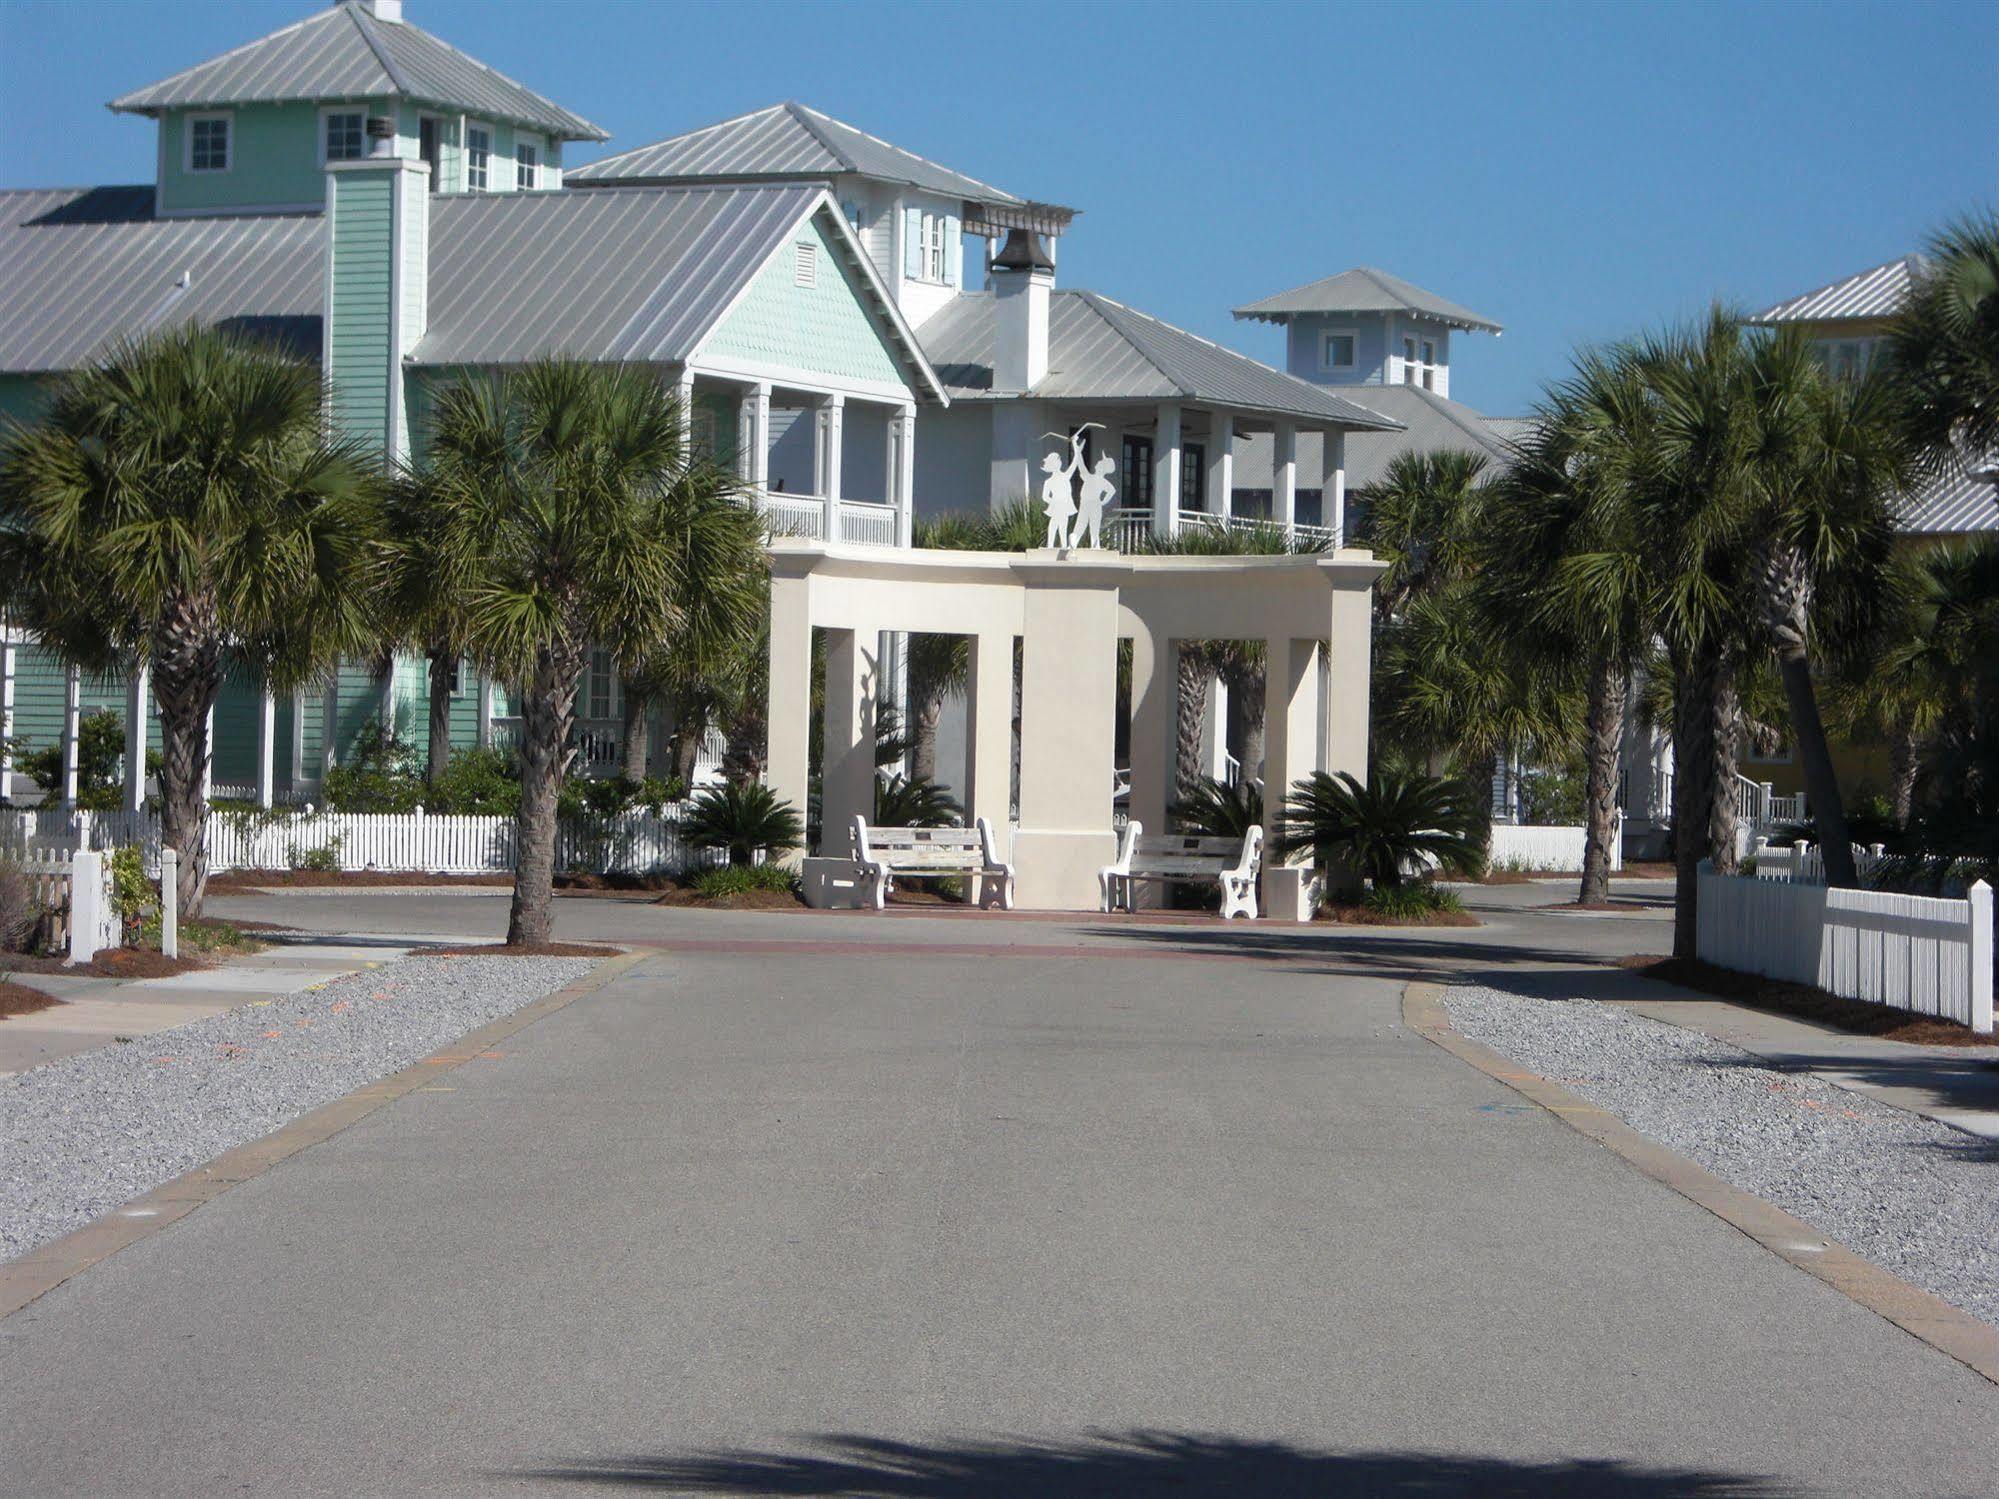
[
  {"xmin": 1099, "ymin": 821, "xmax": 1263, "ymax": 920},
  {"xmin": 850, "ymin": 815, "xmax": 1016, "ymax": 910}
]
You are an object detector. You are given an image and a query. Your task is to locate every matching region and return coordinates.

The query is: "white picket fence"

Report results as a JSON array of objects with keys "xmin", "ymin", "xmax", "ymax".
[
  {"xmin": 1488, "ymin": 818, "xmax": 1624, "ymax": 873},
  {"xmin": 12, "ymin": 846, "xmax": 120, "ymax": 961},
  {"xmin": 4, "ymin": 805, "xmax": 713, "ymax": 877},
  {"xmin": 1698, "ymin": 861, "xmax": 1994, "ymax": 1034},
  {"xmin": 1751, "ymin": 839, "xmax": 1889, "ymax": 886}
]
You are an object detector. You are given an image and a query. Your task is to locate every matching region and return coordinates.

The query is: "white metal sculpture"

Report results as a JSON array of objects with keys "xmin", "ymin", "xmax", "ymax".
[{"xmin": 1040, "ymin": 424, "xmax": 1118, "ymax": 549}]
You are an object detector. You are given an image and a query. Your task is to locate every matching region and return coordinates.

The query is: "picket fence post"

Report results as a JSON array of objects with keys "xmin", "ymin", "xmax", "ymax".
[
  {"xmin": 1970, "ymin": 880, "xmax": 1993, "ymax": 1036},
  {"xmin": 68, "ymin": 849, "xmax": 102, "ymax": 964},
  {"xmin": 160, "ymin": 847, "xmax": 179, "ymax": 960}
]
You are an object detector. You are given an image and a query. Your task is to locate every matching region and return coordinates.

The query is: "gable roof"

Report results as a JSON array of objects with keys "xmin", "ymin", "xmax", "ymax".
[
  {"xmin": 1750, "ymin": 254, "xmax": 1923, "ymax": 325},
  {"xmin": 917, "ymin": 290, "xmax": 1400, "ymax": 430},
  {"xmin": 109, "ymin": 1, "xmax": 607, "ymax": 142},
  {"xmin": 569, "ymin": 101, "xmax": 1073, "ymax": 227},
  {"xmin": 0, "ymin": 187, "xmax": 324, "ymax": 373},
  {"xmin": 1232, "ymin": 267, "xmax": 1503, "ymax": 333}
]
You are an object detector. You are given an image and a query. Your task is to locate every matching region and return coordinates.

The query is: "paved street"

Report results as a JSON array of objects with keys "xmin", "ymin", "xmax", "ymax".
[{"xmin": 3, "ymin": 886, "xmax": 1995, "ymax": 1496}]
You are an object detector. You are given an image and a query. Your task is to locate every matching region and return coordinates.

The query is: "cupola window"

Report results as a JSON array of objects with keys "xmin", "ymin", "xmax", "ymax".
[
  {"xmin": 514, "ymin": 141, "xmax": 538, "ymax": 190},
  {"xmin": 466, "ymin": 125, "xmax": 492, "ymax": 191},
  {"xmin": 323, "ymin": 110, "xmax": 366, "ymax": 163},
  {"xmin": 1321, "ymin": 332, "xmax": 1356, "ymax": 371},
  {"xmin": 187, "ymin": 113, "xmax": 231, "ymax": 173}
]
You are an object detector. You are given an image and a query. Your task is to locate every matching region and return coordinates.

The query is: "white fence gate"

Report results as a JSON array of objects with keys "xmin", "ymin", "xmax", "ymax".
[{"xmin": 1697, "ymin": 861, "xmax": 1993, "ymax": 1034}]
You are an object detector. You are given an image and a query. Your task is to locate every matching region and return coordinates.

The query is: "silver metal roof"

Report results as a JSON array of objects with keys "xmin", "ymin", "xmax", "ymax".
[
  {"xmin": 1233, "ymin": 267, "xmax": 1503, "ymax": 332},
  {"xmin": 109, "ymin": 1, "xmax": 607, "ymax": 141},
  {"xmin": 0, "ymin": 187, "xmax": 323, "ymax": 373},
  {"xmin": 1232, "ymin": 386, "xmax": 1526, "ymax": 490},
  {"xmin": 917, "ymin": 290, "xmax": 1400, "ymax": 430},
  {"xmin": 1750, "ymin": 255, "xmax": 1923, "ymax": 325},
  {"xmin": 1902, "ymin": 458, "xmax": 1999, "ymax": 535},
  {"xmin": 570, "ymin": 102, "xmax": 1073, "ymax": 227}
]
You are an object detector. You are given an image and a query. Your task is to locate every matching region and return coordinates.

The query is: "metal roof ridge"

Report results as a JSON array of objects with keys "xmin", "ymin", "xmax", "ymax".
[
  {"xmin": 574, "ymin": 103, "xmax": 792, "ymax": 174},
  {"xmin": 788, "ymin": 102, "xmax": 1027, "ymax": 205},
  {"xmin": 109, "ymin": 5, "xmax": 338, "ymax": 112},
  {"xmin": 781, "ymin": 101, "xmax": 858, "ymax": 173},
  {"xmin": 344, "ymin": 4, "xmax": 415, "ymax": 99},
  {"xmin": 1751, "ymin": 252, "xmax": 1926, "ymax": 322},
  {"xmin": 389, "ymin": 12, "xmax": 608, "ymax": 139}
]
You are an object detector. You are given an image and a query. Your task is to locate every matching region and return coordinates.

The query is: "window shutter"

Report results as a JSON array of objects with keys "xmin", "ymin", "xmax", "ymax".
[
  {"xmin": 944, "ymin": 213, "xmax": 961, "ymax": 287},
  {"xmin": 903, "ymin": 207, "xmax": 923, "ymax": 278}
]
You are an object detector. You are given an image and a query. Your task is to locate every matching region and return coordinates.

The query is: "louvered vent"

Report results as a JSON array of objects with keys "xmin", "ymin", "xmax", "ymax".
[{"xmin": 793, "ymin": 242, "xmax": 817, "ymax": 288}]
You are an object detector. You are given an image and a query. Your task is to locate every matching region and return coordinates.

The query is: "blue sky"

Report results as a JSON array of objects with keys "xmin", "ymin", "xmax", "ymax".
[{"xmin": 2, "ymin": 0, "xmax": 1992, "ymax": 414}]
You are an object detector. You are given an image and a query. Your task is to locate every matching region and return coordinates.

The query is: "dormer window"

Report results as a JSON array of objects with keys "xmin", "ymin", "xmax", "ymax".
[
  {"xmin": 514, "ymin": 140, "xmax": 538, "ymax": 190},
  {"xmin": 466, "ymin": 125, "xmax": 491, "ymax": 191},
  {"xmin": 323, "ymin": 109, "xmax": 366, "ymax": 163},
  {"xmin": 1320, "ymin": 331, "xmax": 1357, "ymax": 372},
  {"xmin": 187, "ymin": 113, "xmax": 231, "ymax": 173},
  {"xmin": 923, "ymin": 212, "xmax": 946, "ymax": 282},
  {"xmin": 1402, "ymin": 336, "xmax": 1418, "ymax": 385},
  {"xmin": 1421, "ymin": 339, "xmax": 1437, "ymax": 390}
]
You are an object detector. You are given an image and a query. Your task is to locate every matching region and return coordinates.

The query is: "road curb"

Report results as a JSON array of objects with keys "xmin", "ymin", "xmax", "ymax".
[
  {"xmin": 0, "ymin": 948, "xmax": 650, "ymax": 1322},
  {"xmin": 1402, "ymin": 980, "xmax": 1999, "ymax": 1388}
]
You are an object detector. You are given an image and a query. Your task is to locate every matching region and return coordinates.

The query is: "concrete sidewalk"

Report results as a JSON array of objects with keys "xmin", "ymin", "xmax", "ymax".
[{"xmin": 0, "ymin": 936, "xmax": 435, "ymax": 1075}]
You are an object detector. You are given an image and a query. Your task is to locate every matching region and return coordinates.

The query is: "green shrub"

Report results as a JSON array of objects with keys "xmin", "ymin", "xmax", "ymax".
[
  {"xmin": 1361, "ymin": 883, "xmax": 1464, "ymax": 919},
  {"xmin": 321, "ymin": 727, "xmax": 423, "ymax": 813},
  {"xmin": 11, "ymin": 710, "xmax": 161, "ymax": 811},
  {"xmin": 1276, "ymin": 769, "xmax": 1480, "ymax": 889},
  {"xmin": 689, "ymin": 863, "xmax": 797, "ymax": 898},
  {"xmin": 1170, "ymin": 776, "xmax": 1263, "ymax": 840},
  {"xmin": 108, "ymin": 845, "xmax": 157, "ymax": 942},
  {"xmin": 684, "ymin": 782, "xmax": 804, "ymax": 867},
  {"xmin": 290, "ymin": 836, "xmax": 343, "ymax": 873},
  {"xmin": 426, "ymin": 746, "xmax": 522, "ymax": 816},
  {"xmin": 559, "ymin": 773, "xmax": 687, "ymax": 821}
]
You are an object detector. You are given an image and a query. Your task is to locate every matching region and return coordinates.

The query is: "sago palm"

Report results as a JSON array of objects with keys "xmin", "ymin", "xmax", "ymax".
[
  {"xmin": 418, "ymin": 359, "xmax": 741, "ymax": 943},
  {"xmin": 684, "ymin": 780, "xmax": 804, "ymax": 867},
  {"xmin": 1170, "ymin": 775, "xmax": 1263, "ymax": 840},
  {"xmin": 0, "ymin": 325, "xmax": 384, "ymax": 916},
  {"xmin": 1275, "ymin": 769, "xmax": 1480, "ymax": 891}
]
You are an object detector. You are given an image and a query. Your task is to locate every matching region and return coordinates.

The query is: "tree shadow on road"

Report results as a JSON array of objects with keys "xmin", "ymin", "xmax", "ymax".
[{"xmin": 518, "ymin": 1429, "xmax": 1792, "ymax": 1497}]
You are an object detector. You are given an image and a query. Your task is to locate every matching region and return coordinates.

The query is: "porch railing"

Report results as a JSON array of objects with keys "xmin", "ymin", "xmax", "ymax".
[
  {"xmin": 1103, "ymin": 507, "xmax": 1340, "ymax": 553},
  {"xmin": 752, "ymin": 492, "xmax": 901, "ymax": 547}
]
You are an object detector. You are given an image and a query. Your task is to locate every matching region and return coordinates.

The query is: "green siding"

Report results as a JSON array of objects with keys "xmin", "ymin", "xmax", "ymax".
[
  {"xmin": 10, "ymin": 645, "xmax": 71, "ymax": 749},
  {"xmin": 210, "ymin": 664, "xmax": 261, "ymax": 783},
  {"xmin": 701, "ymin": 213, "xmax": 906, "ymax": 388},
  {"xmin": 330, "ymin": 662, "xmax": 387, "ymax": 767},
  {"xmin": 0, "ymin": 374, "xmax": 51, "ymax": 429},
  {"xmin": 326, "ymin": 169, "xmax": 394, "ymax": 455},
  {"xmin": 158, "ymin": 101, "xmax": 391, "ymax": 215}
]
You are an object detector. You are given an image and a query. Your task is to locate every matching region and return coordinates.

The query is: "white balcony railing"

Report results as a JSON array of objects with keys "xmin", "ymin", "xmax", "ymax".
[
  {"xmin": 753, "ymin": 492, "xmax": 902, "ymax": 547},
  {"xmin": 1104, "ymin": 507, "xmax": 1340, "ymax": 553}
]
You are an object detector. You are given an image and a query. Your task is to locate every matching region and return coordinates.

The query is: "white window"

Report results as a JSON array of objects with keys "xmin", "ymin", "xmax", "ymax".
[
  {"xmin": 1321, "ymin": 331, "xmax": 1357, "ymax": 371},
  {"xmin": 793, "ymin": 241, "xmax": 817, "ymax": 288},
  {"xmin": 323, "ymin": 109, "xmax": 365, "ymax": 163},
  {"xmin": 1421, "ymin": 339, "xmax": 1437, "ymax": 390},
  {"xmin": 465, "ymin": 125, "xmax": 491, "ymax": 191},
  {"xmin": 514, "ymin": 140, "xmax": 538, "ymax": 190},
  {"xmin": 186, "ymin": 113, "xmax": 231, "ymax": 173},
  {"xmin": 1402, "ymin": 336, "xmax": 1418, "ymax": 385},
  {"xmin": 923, "ymin": 212, "xmax": 945, "ymax": 282},
  {"xmin": 587, "ymin": 651, "xmax": 619, "ymax": 720}
]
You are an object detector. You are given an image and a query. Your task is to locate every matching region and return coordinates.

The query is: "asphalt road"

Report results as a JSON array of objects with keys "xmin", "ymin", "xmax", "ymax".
[{"xmin": 3, "ymin": 887, "xmax": 1993, "ymax": 1496}]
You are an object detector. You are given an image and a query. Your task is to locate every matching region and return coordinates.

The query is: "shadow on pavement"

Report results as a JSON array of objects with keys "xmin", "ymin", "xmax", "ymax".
[
  {"xmin": 518, "ymin": 1431, "xmax": 1788, "ymax": 1496},
  {"xmin": 1694, "ymin": 1050, "xmax": 1999, "ymax": 1124}
]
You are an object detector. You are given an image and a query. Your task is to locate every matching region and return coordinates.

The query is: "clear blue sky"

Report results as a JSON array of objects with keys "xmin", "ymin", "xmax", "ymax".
[{"xmin": 3, "ymin": 0, "xmax": 1993, "ymax": 414}]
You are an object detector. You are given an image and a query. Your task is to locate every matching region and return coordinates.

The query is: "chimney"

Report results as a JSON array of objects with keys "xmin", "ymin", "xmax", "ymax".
[
  {"xmin": 990, "ymin": 228, "xmax": 1053, "ymax": 393},
  {"xmin": 352, "ymin": 1, "xmax": 405, "ymax": 22},
  {"xmin": 324, "ymin": 119, "xmax": 430, "ymax": 464}
]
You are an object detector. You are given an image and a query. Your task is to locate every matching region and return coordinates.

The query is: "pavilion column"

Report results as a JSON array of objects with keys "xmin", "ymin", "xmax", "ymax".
[
  {"xmin": 1151, "ymin": 402, "xmax": 1182, "ymax": 542},
  {"xmin": 255, "ymin": 681, "xmax": 276, "ymax": 809},
  {"xmin": 820, "ymin": 623, "xmax": 879, "ymax": 857},
  {"xmin": 1274, "ymin": 422, "xmax": 1297, "ymax": 536},
  {"xmin": 1011, "ymin": 558, "xmax": 1120, "ymax": 907},
  {"xmin": 1207, "ymin": 414, "xmax": 1234, "ymax": 520},
  {"xmin": 1322, "ymin": 585, "xmax": 1373, "ymax": 784},
  {"xmin": 0, "ymin": 632, "xmax": 16, "ymax": 802},
  {"xmin": 122, "ymin": 664, "xmax": 150, "ymax": 812},
  {"xmin": 1126, "ymin": 624, "xmax": 1172, "ymax": 845},
  {"xmin": 1262, "ymin": 635, "xmax": 1324, "ymax": 917},
  {"xmin": 1325, "ymin": 429, "xmax": 1347, "ymax": 546},
  {"xmin": 765, "ymin": 569, "xmax": 814, "ymax": 868},
  {"xmin": 965, "ymin": 631, "xmax": 1015, "ymax": 844},
  {"xmin": 60, "ymin": 665, "xmax": 80, "ymax": 809},
  {"xmin": 892, "ymin": 404, "xmax": 916, "ymax": 547}
]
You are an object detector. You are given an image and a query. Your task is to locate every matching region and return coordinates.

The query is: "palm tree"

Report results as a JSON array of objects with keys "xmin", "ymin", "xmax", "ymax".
[
  {"xmin": 419, "ymin": 360, "xmax": 746, "ymax": 944},
  {"xmin": 1170, "ymin": 775, "xmax": 1263, "ymax": 840},
  {"xmin": 383, "ymin": 471, "xmax": 475, "ymax": 784},
  {"xmin": 1891, "ymin": 212, "xmax": 1999, "ymax": 465},
  {"xmin": 1356, "ymin": 449, "xmax": 1491, "ymax": 623},
  {"xmin": 0, "ymin": 326, "xmax": 383, "ymax": 917},
  {"xmin": 684, "ymin": 780, "xmax": 803, "ymax": 867},
  {"xmin": 1274, "ymin": 768, "xmax": 1480, "ymax": 892}
]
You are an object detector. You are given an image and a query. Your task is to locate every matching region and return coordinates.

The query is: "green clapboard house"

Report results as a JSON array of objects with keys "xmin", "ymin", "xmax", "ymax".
[{"xmin": 0, "ymin": 0, "xmax": 945, "ymax": 806}]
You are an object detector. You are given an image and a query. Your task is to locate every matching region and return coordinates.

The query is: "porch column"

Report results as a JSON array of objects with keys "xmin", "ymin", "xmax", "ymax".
[
  {"xmin": 476, "ymin": 672, "xmax": 495, "ymax": 749},
  {"xmin": 378, "ymin": 663, "xmax": 395, "ymax": 741},
  {"xmin": 1127, "ymin": 625, "xmax": 1172, "ymax": 844},
  {"xmin": 0, "ymin": 632, "xmax": 16, "ymax": 801},
  {"xmin": 60, "ymin": 664, "xmax": 80, "ymax": 809},
  {"xmin": 1274, "ymin": 422, "xmax": 1297, "ymax": 536},
  {"xmin": 748, "ymin": 382, "xmax": 772, "ymax": 490},
  {"xmin": 820, "ymin": 623, "xmax": 879, "ymax": 857},
  {"xmin": 675, "ymin": 369, "xmax": 696, "ymax": 455},
  {"xmin": 122, "ymin": 664, "xmax": 150, "ymax": 812},
  {"xmin": 290, "ymin": 689, "xmax": 306, "ymax": 786},
  {"xmin": 965, "ymin": 631, "xmax": 1014, "ymax": 839},
  {"xmin": 764, "ymin": 568, "xmax": 814, "ymax": 869},
  {"xmin": 1207, "ymin": 414, "xmax": 1234, "ymax": 519},
  {"xmin": 323, "ymin": 678, "xmax": 340, "ymax": 771},
  {"xmin": 1152, "ymin": 402, "xmax": 1182, "ymax": 542},
  {"xmin": 893, "ymin": 403, "xmax": 916, "ymax": 547},
  {"xmin": 1325, "ymin": 429, "xmax": 1347, "ymax": 546},
  {"xmin": 817, "ymin": 395, "xmax": 845, "ymax": 540},
  {"xmin": 255, "ymin": 681, "xmax": 276, "ymax": 809}
]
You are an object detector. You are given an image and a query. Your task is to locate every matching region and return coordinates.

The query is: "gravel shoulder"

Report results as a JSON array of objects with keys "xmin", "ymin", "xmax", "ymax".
[
  {"xmin": 2, "ymin": 953, "xmax": 598, "ymax": 1262},
  {"xmin": 1444, "ymin": 982, "xmax": 1999, "ymax": 1331}
]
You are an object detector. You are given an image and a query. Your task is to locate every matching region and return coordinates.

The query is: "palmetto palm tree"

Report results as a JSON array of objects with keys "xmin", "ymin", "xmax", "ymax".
[
  {"xmin": 419, "ymin": 359, "xmax": 747, "ymax": 944},
  {"xmin": 0, "ymin": 326, "xmax": 384, "ymax": 917},
  {"xmin": 1891, "ymin": 212, "xmax": 1999, "ymax": 466},
  {"xmin": 1357, "ymin": 449, "xmax": 1491, "ymax": 623},
  {"xmin": 382, "ymin": 470, "xmax": 475, "ymax": 784},
  {"xmin": 1274, "ymin": 768, "xmax": 1480, "ymax": 891}
]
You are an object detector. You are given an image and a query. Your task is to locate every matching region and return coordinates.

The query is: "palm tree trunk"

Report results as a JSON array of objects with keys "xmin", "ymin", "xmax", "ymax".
[
  {"xmin": 1670, "ymin": 651, "xmax": 1740, "ymax": 959},
  {"xmin": 1580, "ymin": 657, "xmax": 1628, "ymax": 907},
  {"xmin": 1174, "ymin": 650, "xmax": 1210, "ymax": 804},
  {"xmin": 1231, "ymin": 667, "xmax": 1266, "ymax": 789},
  {"xmin": 1760, "ymin": 540, "xmax": 1856, "ymax": 887},
  {"xmin": 619, "ymin": 676, "xmax": 648, "ymax": 780},
  {"xmin": 1466, "ymin": 748, "xmax": 1497, "ymax": 871},
  {"xmin": 150, "ymin": 600, "xmax": 223, "ymax": 921},
  {"xmin": 508, "ymin": 635, "xmax": 584, "ymax": 946},
  {"xmin": 1889, "ymin": 728, "xmax": 1920, "ymax": 829},
  {"xmin": 911, "ymin": 691, "xmax": 945, "ymax": 783},
  {"xmin": 426, "ymin": 649, "xmax": 453, "ymax": 784}
]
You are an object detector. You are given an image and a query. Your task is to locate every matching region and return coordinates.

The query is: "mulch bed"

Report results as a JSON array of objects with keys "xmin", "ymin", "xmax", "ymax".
[
  {"xmin": 0, "ymin": 947, "xmax": 214, "ymax": 979},
  {"xmin": 651, "ymin": 885, "xmax": 803, "ymax": 911},
  {"xmin": 1618, "ymin": 955, "xmax": 1998, "ymax": 1048},
  {"xmin": 417, "ymin": 942, "xmax": 622, "ymax": 958},
  {"xmin": 207, "ymin": 870, "xmax": 513, "ymax": 891},
  {"xmin": 1317, "ymin": 903, "xmax": 1481, "ymax": 928},
  {"xmin": 1554, "ymin": 901, "xmax": 1652, "ymax": 913},
  {"xmin": 0, "ymin": 979, "xmax": 62, "ymax": 1019}
]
